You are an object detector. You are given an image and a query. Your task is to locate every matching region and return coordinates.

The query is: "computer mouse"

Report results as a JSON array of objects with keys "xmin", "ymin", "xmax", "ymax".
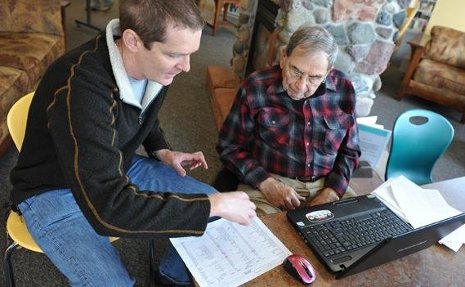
[{"xmin": 283, "ymin": 254, "xmax": 316, "ymax": 285}]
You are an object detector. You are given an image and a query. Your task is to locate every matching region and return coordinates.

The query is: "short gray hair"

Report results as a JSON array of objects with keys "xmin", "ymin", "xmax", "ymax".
[{"xmin": 285, "ymin": 25, "xmax": 338, "ymax": 68}]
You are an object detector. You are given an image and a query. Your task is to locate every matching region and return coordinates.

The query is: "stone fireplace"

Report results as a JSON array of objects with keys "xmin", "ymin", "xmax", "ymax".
[{"xmin": 230, "ymin": 0, "xmax": 410, "ymax": 116}]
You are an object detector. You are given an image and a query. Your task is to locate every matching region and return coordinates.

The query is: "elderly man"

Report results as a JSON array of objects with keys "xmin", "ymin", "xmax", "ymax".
[{"xmin": 217, "ymin": 25, "xmax": 360, "ymax": 215}]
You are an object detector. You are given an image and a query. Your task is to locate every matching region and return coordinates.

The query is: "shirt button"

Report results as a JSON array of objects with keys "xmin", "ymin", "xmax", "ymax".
[
  {"xmin": 271, "ymin": 120, "xmax": 276, "ymax": 125},
  {"xmin": 306, "ymin": 142, "xmax": 310, "ymax": 146},
  {"xmin": 307, "ymin": 122, "xmax": 311, "ymax": 125},
  {"xmin": 307, "ymin": 164, "xmax": 311, "ymax": 167}
]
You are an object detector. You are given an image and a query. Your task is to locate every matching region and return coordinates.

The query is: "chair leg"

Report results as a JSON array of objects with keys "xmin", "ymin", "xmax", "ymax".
[
  {"xmin": 223, "ymin": 3, "xmax": 229, "ymax": 21},
  {"xmin": 212, "ymin": 0, "xmax": 222, "ymax": 36},
  {"xmin": 4, "ymin": 242, "xmax": 19, "ymax": 287},
  {"xmin": 148, "ymin": 240, "xmax": 156, "ymax": 287}
]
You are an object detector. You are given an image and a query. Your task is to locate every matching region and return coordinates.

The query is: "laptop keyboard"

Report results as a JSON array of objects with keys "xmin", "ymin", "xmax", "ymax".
[{"xmin": 303, "ymin": 209, "xmax": 412, "ymax": 258}]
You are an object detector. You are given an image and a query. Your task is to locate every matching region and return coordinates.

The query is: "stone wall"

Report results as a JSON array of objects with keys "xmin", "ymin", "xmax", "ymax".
[{"xmin": 231, "ymin": 0, "xmax": 410, "ymax": 116}]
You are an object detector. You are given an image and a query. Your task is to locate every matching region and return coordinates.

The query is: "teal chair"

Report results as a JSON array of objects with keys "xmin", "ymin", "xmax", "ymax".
[{"xmin": 385, "ymin": 109, "xmax": 454, "ymax": 185}]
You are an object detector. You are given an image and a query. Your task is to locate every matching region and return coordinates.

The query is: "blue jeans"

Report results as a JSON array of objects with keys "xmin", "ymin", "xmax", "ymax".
[{"xmin": 18, "ymin": 155, "xmax": 216, "ymax": 286}]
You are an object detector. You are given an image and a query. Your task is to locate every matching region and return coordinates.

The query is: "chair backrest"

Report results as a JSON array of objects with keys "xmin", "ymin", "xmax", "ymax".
[
  {"xmin": 7, "ymin": 92, "xmax": 34, "ymax": 151},
  {"xmin": 385, "ymin": 109, "xmax": 454, "ymax": 185}
]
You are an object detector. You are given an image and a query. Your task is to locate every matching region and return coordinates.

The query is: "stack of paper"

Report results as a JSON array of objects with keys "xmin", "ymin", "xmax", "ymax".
[
  {"xmin": 372, "ymin": 175, "xmax": 465, "ymax": 251},
  {"xmin": 170, "ymin": 217, "xmax": 292, "ymax": 287}
]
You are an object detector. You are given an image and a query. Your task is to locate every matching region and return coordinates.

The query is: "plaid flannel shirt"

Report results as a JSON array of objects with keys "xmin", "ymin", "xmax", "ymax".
[{"xmin": 217, "ymin": 65, "xmax": 360, "ymax": 197}]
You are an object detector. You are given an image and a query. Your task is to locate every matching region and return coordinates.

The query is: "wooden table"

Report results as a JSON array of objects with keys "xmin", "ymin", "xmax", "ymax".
[{"xmin": 244, "ymin": 177, "xmax": 465, "ymax": 286}]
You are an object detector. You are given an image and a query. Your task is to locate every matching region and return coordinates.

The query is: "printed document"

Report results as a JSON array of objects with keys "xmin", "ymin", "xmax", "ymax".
[
  {"xmin": 170, "ymin": 217, "xmax": 291, "ymax": 287},
  {"xmin": 356, "ymin": 118, "xmax": 391, "ymax": 169}
]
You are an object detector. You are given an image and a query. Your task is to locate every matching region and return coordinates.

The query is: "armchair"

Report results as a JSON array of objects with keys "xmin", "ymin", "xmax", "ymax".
[{"xmin": 398, "ymin": 26, "xmax": 465, "ymax": 123}]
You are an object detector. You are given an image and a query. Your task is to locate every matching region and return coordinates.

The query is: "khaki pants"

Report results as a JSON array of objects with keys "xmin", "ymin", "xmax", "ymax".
[{"xmin": 238, "ymin": 174, "xmax": 356, "ymax": 216}]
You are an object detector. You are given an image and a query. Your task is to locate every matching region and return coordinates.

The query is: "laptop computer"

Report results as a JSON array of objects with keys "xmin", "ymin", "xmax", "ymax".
[{"xmin": 287, "ymin": 194, "xmax": 465, "ymax": 279}]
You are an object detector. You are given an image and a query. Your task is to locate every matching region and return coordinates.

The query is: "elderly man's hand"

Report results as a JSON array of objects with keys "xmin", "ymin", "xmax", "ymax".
[
  {"xmin": 258, "ymin": 177, "xmax": 305, "ymax": 210},
  {"xmin": 309, "ymin": 187, "xmax": 340, "ymax": 206}
]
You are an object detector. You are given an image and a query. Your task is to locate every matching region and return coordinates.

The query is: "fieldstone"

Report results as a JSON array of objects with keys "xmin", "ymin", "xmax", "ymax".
[
  {"xmin": 325, "ymin": 24, "xmax": 349, "ymax": 45},
  {"xmin": 311, "ymin": 0, "xmax": 331, "ymax": 8},
  {"xmin": 347, "ymin": 45, "xmax": 371, "ymax": 63},
  {"xmin": 302, "ymin": 0, "xmax": 314, "ymax": 10},
  {"xmin": 275, "ymin": 9, "xmax": 287, "ymax": 28},
  {"xmin": 376, "ymin": 11, "xmax": 392, "ymax": 26},
  {"xmin": 355, "ymin": 96, "xmax": 374, "ymax": 117},
  {"xmin": 382, "ymin": 1, "xmax": 400, "ymax": 14},
  {"xmin": 376, "ymin": 26, "xmax": 393, "ymax": 39},
  {"xmin": 286, "ymin": 8, "xmax": 316, "ymax": 32},
  {"xmin": 355, "ymin": 40, "xmax": 395, "ymax": 74},
  {"xmin": 278, "ymin": 29, "xmax": 292, "ymax": 44},
  {"xmin": 333, "ymin": 0, "xmax": 385, "ymax": 22},
  {"xmin": 393, "ymin": 30, "xmax": 400, "ymax": 42},
  {"xmin": 348, "ymin": 23, "xmax": 376, "ymax": 45},
  {"xmin": 334, "ymin": 50, "xmax": 355, "ymax": 74},
  {"xmin": 236, "ymin": 25, "xmax": 251, "ymax": 43},
  {"xmin": 233, "ymin": 41, "xmax": 248, "ymax": 55},
  {"xmin": 393, "ymin": 10, "xmax": 406, "ymax": 28},
  {"xmin": 358, "ymin": 6, "xmax": 378, "ymax": 21},
  {"xmin": 314, "ymin": 8, "xmax": 329, "ymax": 24},
  {"xmin": 232, "ymin": 56, "xmax": 246, "ymax": 74},
  {"xmin": 348, "ymin": 73, "xmax": 377, "ymax": 95}
]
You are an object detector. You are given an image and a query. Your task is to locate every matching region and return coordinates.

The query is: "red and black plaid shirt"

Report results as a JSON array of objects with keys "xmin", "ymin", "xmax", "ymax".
[{"xmin": 217, "ymin": 65, "xmax": 360, "ymax": 197}]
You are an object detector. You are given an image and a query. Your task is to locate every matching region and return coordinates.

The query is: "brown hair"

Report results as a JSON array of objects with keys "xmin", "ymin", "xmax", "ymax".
[{"xmin": 119, "ymin": 0, "xmax": 205, "ymax": 49}]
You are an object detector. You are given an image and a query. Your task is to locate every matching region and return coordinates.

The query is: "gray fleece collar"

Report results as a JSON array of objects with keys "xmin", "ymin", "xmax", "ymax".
[{"xmin": 106, "ymin": 19, "xmax": 162, "ymax": 110}]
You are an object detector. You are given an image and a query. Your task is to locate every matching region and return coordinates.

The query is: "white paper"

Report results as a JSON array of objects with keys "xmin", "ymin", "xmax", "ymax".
[
  {"xmin": 392, "ymin": 185, "xmax": 461, "ymax": 229},
  {"xmin": 440, "ymin": 224, "xmax": 465, "ymax": 251},
  {"xmin": 170, "ymin": 217, "xmax": 292, "ymax": 287},
  {"xmin": 357, "ymin": 123, "xmax": 391, "ymax": 168},
  {"xmin": 372, "ymin": 175, "xmax": 465, "ymax": 252},
  {"xmin": 357, "ymin": 116, "xmax": 384, "ymax": 129},
  {"xmin": 372, "ymin": 177, "xmax": 408, "ymax": 221}
]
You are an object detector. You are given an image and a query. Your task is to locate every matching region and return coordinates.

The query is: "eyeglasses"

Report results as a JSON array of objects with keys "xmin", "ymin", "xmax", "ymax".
[{"xmin": 286, "ymin": 62, "xmax": 327, "ymax": 86}]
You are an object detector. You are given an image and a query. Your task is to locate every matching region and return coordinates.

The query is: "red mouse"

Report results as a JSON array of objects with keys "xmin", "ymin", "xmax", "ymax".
[{"xmin": 283, "ymin": 254, "xmax": 316, "ymax": 285}]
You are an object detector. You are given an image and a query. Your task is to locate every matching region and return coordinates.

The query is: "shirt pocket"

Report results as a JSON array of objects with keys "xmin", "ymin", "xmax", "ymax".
[
  {"xmin": 256, "ymin": 107, "xmax": 291, "ymax": 148},
  {"xmin": 319, "ymin": 112, "xmax": 353, "ymax": 155}
]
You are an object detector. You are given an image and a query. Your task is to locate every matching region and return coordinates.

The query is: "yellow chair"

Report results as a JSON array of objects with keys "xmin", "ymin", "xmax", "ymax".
[{"xmin": 3, "ymin": 92, "xmax": 122, "ymax": 286}]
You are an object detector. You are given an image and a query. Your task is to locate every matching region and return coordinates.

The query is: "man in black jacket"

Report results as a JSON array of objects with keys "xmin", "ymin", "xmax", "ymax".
[{"xmin": 10, "ymin": 0, "xmax": 256, "ymax": 285}]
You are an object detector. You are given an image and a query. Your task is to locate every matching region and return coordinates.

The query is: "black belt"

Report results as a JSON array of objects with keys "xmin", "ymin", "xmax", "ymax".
[{"xmin": 295, "ymin": 175, "xmax": 325, "ymax": 183}]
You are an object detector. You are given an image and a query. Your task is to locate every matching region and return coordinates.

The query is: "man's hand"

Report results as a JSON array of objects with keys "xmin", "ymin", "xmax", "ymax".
[
  {"xmin": 156, "ymin": 149, "xmax": 208, "ymax": 176},
  {"xmin": 209, "ymin": 192, "xmax": 256, "ymax": 225},
  {"xmin": 258, "ymin": 177, "xmax": 305, "ymax": 210},
  {"xmin": 308, "ymin": 187, "xmax": 340, "ymax": 206}
]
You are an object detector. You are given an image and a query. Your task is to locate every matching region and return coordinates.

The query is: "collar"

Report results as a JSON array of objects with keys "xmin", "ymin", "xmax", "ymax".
[{"xmin": 106, "ymin": 19, "xmax": 162, "ymax": 109}]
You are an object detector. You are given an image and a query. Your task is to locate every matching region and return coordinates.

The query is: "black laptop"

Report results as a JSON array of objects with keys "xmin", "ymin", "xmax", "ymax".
[{"xmin": 287, "ymin": 194, "xmax": 465, "ymax": 279}]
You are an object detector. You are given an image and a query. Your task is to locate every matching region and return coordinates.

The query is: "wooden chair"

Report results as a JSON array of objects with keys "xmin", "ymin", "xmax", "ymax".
[
  {"xmin": 398, "ymin": 26, "xmax": 465, "ymax": 123},
  {"xmin": 208, "ymin": 0, "xmax": 240, "ymax": 36}
]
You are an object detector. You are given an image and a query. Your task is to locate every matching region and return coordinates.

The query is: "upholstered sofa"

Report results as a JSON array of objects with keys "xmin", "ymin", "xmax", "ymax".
[
  {"xmin": 398, "ymin": 26, "xmax": 465, "ymax": 123},
  {"xmin": 0, "ymin": 0, "xmax": 65, "ymax": 156}
]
